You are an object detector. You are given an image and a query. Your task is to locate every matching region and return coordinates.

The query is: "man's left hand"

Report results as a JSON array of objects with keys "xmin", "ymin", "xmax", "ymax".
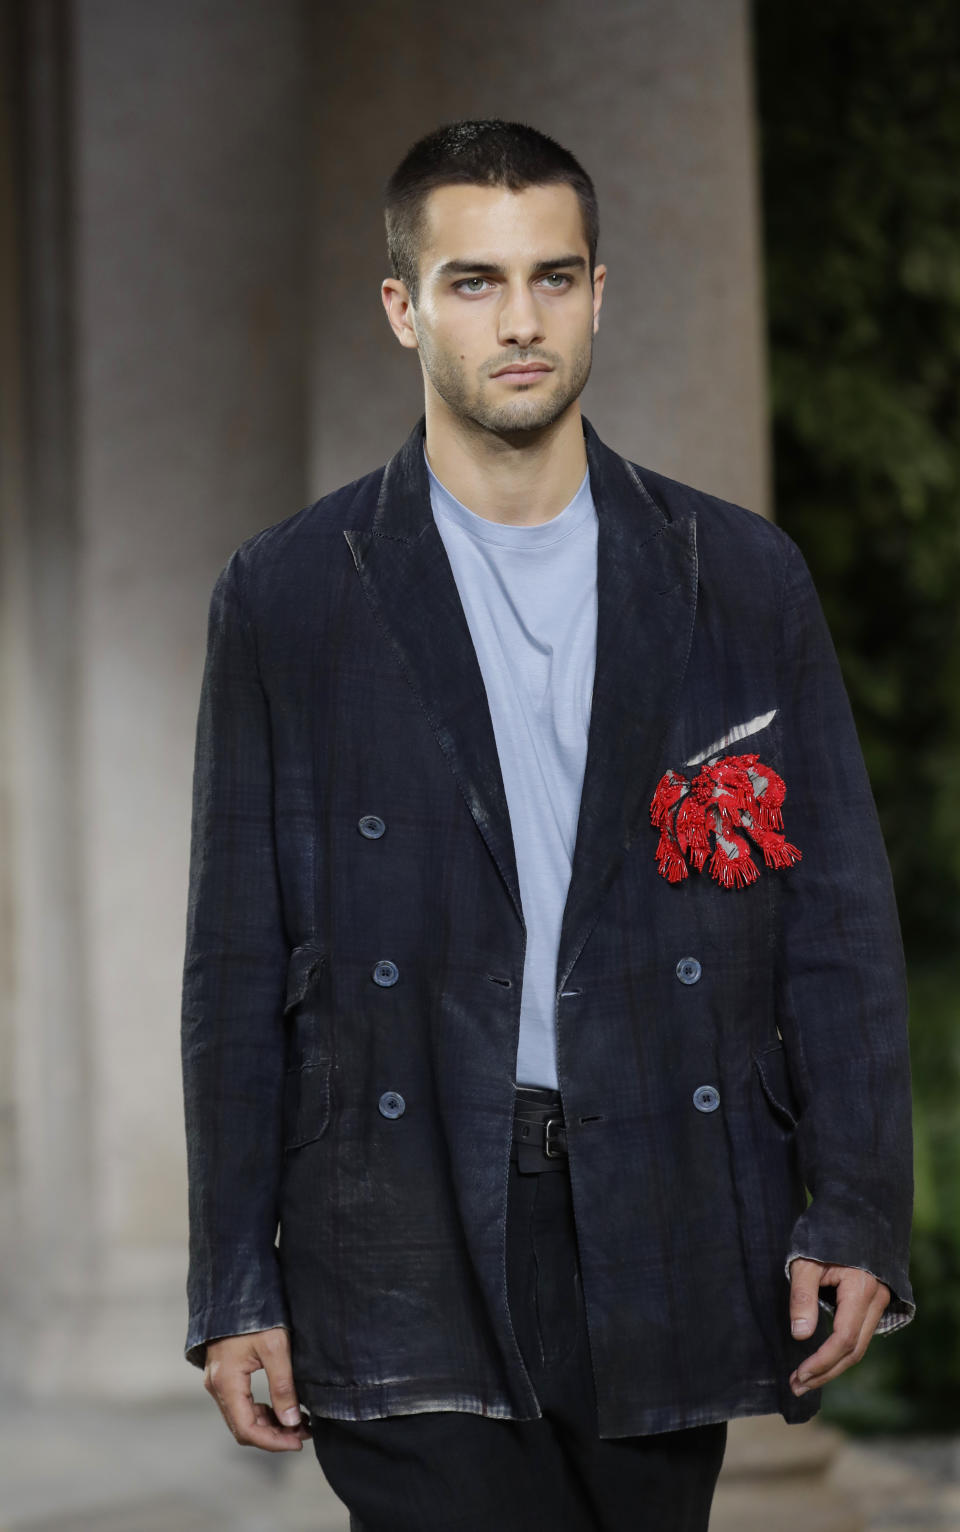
[{"xmin": 788, "ymin": 1258, "xmax": 890, "ymax": 1396}]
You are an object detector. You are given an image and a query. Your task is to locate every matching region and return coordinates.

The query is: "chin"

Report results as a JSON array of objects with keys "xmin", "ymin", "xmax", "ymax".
[{"xmin": 493, "ymin": 396, "xmax": 575, "ymax": 435}]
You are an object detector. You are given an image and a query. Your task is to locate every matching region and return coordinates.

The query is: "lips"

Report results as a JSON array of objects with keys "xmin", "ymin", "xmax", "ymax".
[{"xmin": 491, "ymin": 363, "xmax": 553, "ymax": 378}]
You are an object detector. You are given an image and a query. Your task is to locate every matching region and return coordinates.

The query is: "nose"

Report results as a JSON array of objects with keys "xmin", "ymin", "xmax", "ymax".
[{"xmin": 497, "ymin": 281, "xmax": 546, "ymax": 350}]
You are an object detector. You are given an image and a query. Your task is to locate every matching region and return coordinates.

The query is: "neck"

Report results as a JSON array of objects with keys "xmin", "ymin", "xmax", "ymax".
[{"xmin": 422, "ymin": 397, "xmax": 588, "ymax": 527}]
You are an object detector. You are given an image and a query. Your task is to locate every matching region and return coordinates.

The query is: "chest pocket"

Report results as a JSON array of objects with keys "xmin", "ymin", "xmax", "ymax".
[{"xmin": 282, "ymin": 943, "xmax": 332, "ymax": 1150}]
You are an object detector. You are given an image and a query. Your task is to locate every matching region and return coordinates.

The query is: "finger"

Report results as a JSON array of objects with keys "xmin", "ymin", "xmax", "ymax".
[
  {"xmin": 253, "ymin": 1400, "xmax": 313, "ymax": 1440},
  {"xmin": 260, "ymin": 1329, "xmax": 304, "ymax": 1430},
  {"xmin": 790, "ymin": 1327, "xmax": 855, "ymax": 1392},
  {"xmin": 851, "ymin": 1284, "xmax": 892, "ymax": 1355},
  {"xmin": 205, "ymin": 1352, "xmax": 258, "ymax": 1442},
  {"xmin": 792, "ymin": 1269, "xmax": 888, "ymax": 1389},
  {"xmin": 790, "ymin": 1287, "xmax": 877, "ymax": 1394},
  {"xmin": 788, "ymin": 1258, "xmax": 826, "ymax": 1341},
  {"xmin": 790, "ymin": 1312, "xmax": 876, "ymax": 1392},
  {"xmin": 792, "ymin": 1290, "xmax": 885, "ymax": 1392},
  {"xmin": 207, "ymin": 1353, "xmax": 303, "ymax": 1452}
]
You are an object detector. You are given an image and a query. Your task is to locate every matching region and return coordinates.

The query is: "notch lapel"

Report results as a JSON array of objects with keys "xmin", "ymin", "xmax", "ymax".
[
  {"xmin": 556, "ymin": 419, "xmax": 698, "ymax": 989},
  {"xmin": 344, "ymin": 416, "xmax": 525, "ymax": 929}
]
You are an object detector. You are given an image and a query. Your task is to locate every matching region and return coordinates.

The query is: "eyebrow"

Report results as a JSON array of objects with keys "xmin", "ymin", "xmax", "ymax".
[{"xmin": 434, "ymin": 253, "xmax": 587, "ymax": 280}]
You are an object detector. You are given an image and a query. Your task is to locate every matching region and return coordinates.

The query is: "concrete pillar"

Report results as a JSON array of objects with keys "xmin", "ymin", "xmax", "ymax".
[
  {"xmin": 0, "ymin": 0, "xmax": 97, "ymax": 1392},
  {"xmin": 1, "ymin": 0, "xmax": 311, "ymax": 1396}
]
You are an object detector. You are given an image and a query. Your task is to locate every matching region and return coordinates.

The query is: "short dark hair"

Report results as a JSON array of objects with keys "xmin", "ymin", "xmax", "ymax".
[{"xmin": 384, "ymin": 119, "xmax": 599, "ymax": 307}]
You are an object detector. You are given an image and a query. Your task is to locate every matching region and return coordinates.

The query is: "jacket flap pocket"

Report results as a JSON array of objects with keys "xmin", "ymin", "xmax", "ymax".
[
  {"xmin": 284, "ymin": 943, "xmax": 326, "ymax": 1013},
  {"xmin": 282, "ymin": 1056, "xmax": 331, "ymax": 1150},
  {"xmin": 753, "ymin": 1041, "xmax": 800, "ymax": 1129}
]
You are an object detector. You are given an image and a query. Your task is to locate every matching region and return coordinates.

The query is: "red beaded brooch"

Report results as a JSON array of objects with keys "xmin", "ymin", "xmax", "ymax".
[{"xmin": 650, "ymin": 752, "xmax": 802, "ymax": 889}]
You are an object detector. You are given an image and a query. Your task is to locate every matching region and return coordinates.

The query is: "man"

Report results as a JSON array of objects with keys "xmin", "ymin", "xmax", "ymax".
[{"xmin": 181, "ymin": 120, "xmax": 915, "ymax": 1531}]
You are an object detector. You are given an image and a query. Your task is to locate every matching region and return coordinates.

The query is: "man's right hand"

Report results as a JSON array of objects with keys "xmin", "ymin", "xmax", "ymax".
[{"xmin": 203, "ymin": 1327, "xmax": 313, "ymax": 1452}]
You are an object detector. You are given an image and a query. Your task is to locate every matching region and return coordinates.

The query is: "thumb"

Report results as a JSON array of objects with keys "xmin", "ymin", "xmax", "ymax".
[
  {"xmin": 258, "ymin": 1328, "xmax": 303, "ymax": 1428},
  {"xmin": 789, "ymin": 1257, "xmax": 825, "ymax": 1338}
]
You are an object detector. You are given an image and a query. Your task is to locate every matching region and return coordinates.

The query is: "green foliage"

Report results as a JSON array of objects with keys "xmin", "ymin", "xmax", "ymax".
[
  {"xmin": 753, "ymin": 0, "xmax": 960, "ymax": 956},
  {"xmin": 819, "ymin": 962, "xmax": 960, "ymax": 1433},
  {"xmin": 753, "ymin": 1, "xmax": 960, "ymax": 1430}
]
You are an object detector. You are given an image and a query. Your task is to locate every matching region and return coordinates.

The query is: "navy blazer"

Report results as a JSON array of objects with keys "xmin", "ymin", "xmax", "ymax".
[{"xmin": 180, "ymin": 413, "xmax": 915, "ymax": 1437}]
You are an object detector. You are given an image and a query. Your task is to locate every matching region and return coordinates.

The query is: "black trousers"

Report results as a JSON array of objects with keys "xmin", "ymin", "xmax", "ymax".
[{"xmin": 309, "ymin": 1091, "xmax": 727, "ymax": 1531}]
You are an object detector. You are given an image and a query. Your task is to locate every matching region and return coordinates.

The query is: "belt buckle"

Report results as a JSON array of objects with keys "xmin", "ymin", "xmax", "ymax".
[{"xmin": 544, "ymin": 1116, "xmax": 564, "ymax": 1158}]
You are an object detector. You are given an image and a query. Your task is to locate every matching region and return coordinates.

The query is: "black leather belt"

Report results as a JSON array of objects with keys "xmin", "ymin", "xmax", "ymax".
[{"xmin": 512, "ymin": 1086, "xmax": 568, "ymax": 1172}]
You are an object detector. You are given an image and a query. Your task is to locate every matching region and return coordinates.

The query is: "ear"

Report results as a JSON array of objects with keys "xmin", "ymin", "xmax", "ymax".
[
  {"xmin": 591, "ymin": 262, "xmax": 607, "ymax": 334},
  {"xmin": 381, "ymin": 279, "xmax": 419, "ymax": 350}
]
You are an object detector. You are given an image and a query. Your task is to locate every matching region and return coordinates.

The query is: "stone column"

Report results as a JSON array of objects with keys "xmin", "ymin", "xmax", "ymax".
[
  {"xmin": 0, "ymin": 0, "xmax": 96, "ymax": 1392},
  {"xmin": 1, "ymin": 0, "xmax": 311, "ymax": 1397}
]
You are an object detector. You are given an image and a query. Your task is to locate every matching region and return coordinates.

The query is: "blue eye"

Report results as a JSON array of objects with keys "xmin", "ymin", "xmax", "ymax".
[{"xmin": 454, "ymin": 272, "xmax": 571, "ymax": 293}]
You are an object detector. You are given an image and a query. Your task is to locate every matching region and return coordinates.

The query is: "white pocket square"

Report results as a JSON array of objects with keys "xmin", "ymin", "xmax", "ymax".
[{"xmin": 684, "ymin": 709, "xmax": 778, "ymax": 768}]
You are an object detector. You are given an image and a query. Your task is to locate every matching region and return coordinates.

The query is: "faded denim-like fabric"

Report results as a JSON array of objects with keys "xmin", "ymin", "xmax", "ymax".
[{"xmin": 180, "ymin": 413, "xmax": 915, "ymax": 1438}]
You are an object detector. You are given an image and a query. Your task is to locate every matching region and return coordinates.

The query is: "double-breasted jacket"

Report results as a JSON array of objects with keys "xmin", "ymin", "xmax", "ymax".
[{"xmin": 181, "ymin": 413, "xmax": 915, "ymax": 1436}]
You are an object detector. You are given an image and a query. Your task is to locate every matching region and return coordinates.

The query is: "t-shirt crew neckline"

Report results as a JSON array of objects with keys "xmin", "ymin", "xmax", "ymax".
[{"xmin": 424, "ymin": 443, "xmax": 594, "ymax": 550}]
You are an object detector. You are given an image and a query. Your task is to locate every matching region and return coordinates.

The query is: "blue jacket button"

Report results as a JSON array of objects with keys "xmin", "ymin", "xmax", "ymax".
[
  {"xmin": 693, "ymin": 1085, "xmax": 720, "ymax": 1113},
  {"xmin": 372, "ymin": 959, "xmax": 399, "ymax": 987},
  {"xmin": 379, "ymin": 1091, "xmax": 406, "ymax": 1118},
  {"xmin": 358, "ymin": 814, "xmax": 386, "ymax": 839},
  {"xmin": 676, "ymin": 956, "xmax": 702, "ymax": 985}
]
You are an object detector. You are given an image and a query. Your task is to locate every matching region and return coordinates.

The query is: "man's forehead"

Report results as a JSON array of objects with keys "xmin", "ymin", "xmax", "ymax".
[{"xmin": 420, "ymin": 182, "xmax": 587, "ymax": 265}]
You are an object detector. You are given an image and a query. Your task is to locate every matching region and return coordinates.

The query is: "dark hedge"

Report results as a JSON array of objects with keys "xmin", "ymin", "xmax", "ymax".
[{"xmin": 753, "ymin": 0, "xmax": 960, "ymax": 1432}]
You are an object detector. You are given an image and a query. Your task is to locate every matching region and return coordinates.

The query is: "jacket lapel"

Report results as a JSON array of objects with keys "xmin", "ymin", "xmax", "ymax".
[
  {"xmin": 343, "ymin": 414, "xmax": 699, "ymax": 976},
  {"xmin": 557, "ymin": 419, "xmax": 698, "ymax": 990},
  {"xmin": 344, "ymin": 416, "xmax": 525, "ymax": 929}
]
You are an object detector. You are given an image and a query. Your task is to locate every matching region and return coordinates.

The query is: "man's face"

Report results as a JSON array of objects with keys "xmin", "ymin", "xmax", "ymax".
[{"xmin": 386, "ymin": 182, "xmax": 606, "ymax": 438}]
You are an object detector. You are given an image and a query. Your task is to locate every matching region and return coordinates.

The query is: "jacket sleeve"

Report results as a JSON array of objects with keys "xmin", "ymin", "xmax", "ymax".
[
  {"xmin": 774, "ymin": 534, "xmax": 915, "ymax": 1334},
  {"xmin": 180, "ymin": 550, "xmax": 291, "ymax": 1369}
]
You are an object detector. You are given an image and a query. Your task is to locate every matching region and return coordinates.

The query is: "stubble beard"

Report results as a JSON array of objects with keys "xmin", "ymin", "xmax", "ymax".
[{"xmin": 416, "ymin": 326, "xmax": 594, "ymax": 439}]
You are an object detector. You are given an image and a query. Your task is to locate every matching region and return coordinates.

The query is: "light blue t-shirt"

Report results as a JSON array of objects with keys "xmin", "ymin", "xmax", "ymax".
[{"xmin": 425, "ymin": 444, "xmax": 598, "ymax": 1089}]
